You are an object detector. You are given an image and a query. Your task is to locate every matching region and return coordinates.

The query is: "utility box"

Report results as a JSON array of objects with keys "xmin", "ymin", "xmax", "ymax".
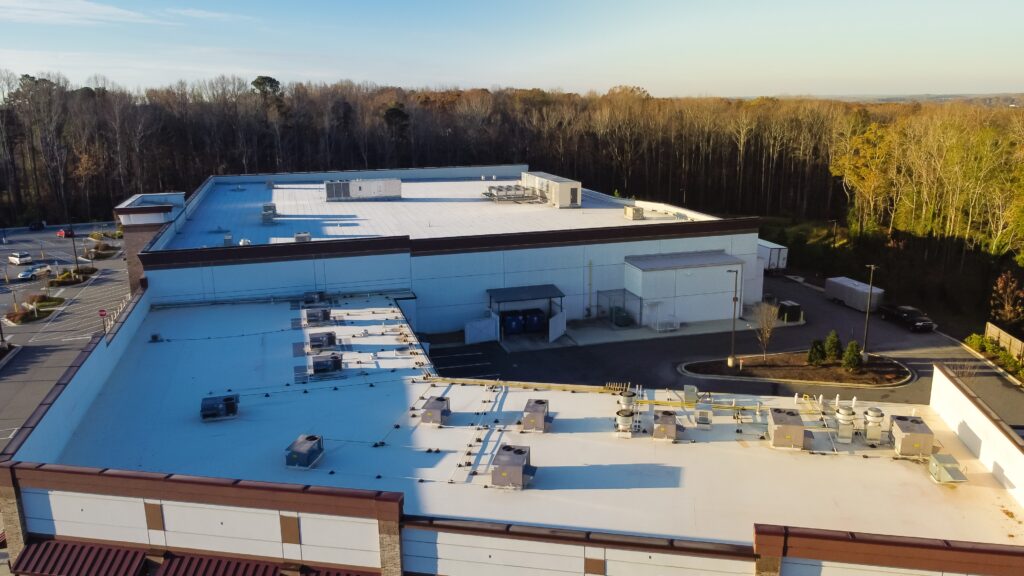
[
  {"xmin": 302, "ymin": 307, "xmax": 331, "ymax": 327},
  {"xmin": 695, "ymin": 403, "xmax": 714, "ymax": 431},
  {"xmin": 491, "ymin": 444, "xmax": 536, "ymax": 489},
  {"xmin": 422, "ymin": 396, "xmax": 451, "ymax": 426},
  {"xmin": 294, "ymin": 231, "xmax": 311, "ymax": 243},
  {"xmin": 624, "ymin": 206, "xmax": 645, "ymax": 220},
  {"xmin": 200, "ymin": 394, "xmax": 239, "ymax": 421},
  {"xmin": 308, "ymin": 332, "xmax": 337, "ymax": 351},
  {"xmin": 521, "ymin": 399, "xmax": 550, "ymax": 432},
  {"xmin": 653, "ymin": 411, "xmax": 680, "ymax": 440},
  {"xmin": 683, "ymin": 385, "xmax": 699, "ymax": 403},
  {"xmin": 285, "ymin": 434, "xmax": 324, "ymax": 469},
  {"xmin": 929, "ymin": 454, "xmax": 967, "ymax": 484},
  {"xmin": 310, "ymin": 352, "xmax": 342, "ymax": 374},
  {"xmin": 890, "ymin": 415, "xmax": 934, "ymax": 457},
  {"xmin": 767, "ymin": 408, "xmax": 805, "ymax": 449},
  {"xmin": 777, "ymin": 300, "xmax": 802, "ymax": 322}
]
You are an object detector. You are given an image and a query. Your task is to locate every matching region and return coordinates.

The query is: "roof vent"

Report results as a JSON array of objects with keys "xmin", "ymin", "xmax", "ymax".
[
  {"xmin": 421, "ymin": 396, "xmax": 451, "ymax": 426},
  {"xmin": 294, "ymin": 231, "xmax": 311, "ymax": 243},
  {"xmin": 200, "ymin": 394, "xmax": 239, "ymax": 421},
  {"xmin": 521, "ymin": 399, "xmax": 551, "ymax": 433},
  {"xmin": 491, "ymin": 444, "xmax": 536, "ymax": 489},
  {"xmin": 864, "ymin": 407, "xmax": 885, "ymax": 444},
  {"xmin": 835, "ymin": 406, "xmax": 856, "ymax": 444},
  {"xmin": 285, "ymin": 434, "xmax": 324, "ymax": 469},
  {"xmin": 624, "ymin": 206, "xmax": 645, "ymax": 220},
  {"xmin": 653, "ymin": 410, "xmax": 679, "ymax": 441},
  {"xmin": 310, "ymin": 352, "xmax": 343, "ymax": 375},
  {"xmin": 261, "ymin": 203, "xmax": 277, "ymax": 224}
]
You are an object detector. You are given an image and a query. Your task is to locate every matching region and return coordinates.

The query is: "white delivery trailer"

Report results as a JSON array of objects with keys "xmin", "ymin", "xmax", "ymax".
[
  {"xmin": 825, "ymin": 276, "xmax": 884, "ymax": 312},
  {"xmin": 757, "ymin": 239, "xmax": 788, "ymax": 273}
]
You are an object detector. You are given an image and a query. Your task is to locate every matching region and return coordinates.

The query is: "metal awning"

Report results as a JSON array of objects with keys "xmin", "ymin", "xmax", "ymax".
[
  {"xmin": 156, "ymin": 554, "xmax": 280, "ymax": 576},
  {"xmin": 625, "ymin": 250, "xmax": 744, "ymax": 272},
  {"xmin": 486, "ymin": 284, "xmax": 564, "ymax": 305},
  {"xmin": 13, "ymin": 540, "xmax": 146, "ymax": 576},
  {"xmin": 303, "ymin": 567, "xmax": 379, "ymax": 576}
]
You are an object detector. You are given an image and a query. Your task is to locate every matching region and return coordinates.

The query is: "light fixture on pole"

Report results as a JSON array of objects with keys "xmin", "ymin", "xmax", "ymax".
[
  {"xmin": 727, "ymin": 269, "xmax": 739, "ymax": 368},
  {"xmin": 862, "ymin": 264, "xmax": 879, "ymax": 361}
]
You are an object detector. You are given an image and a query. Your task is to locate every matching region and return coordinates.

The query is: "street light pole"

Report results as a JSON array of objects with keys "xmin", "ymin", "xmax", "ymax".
[
  {"xmin": 828, "ymin": 219, "xmax": 838, "ymax": 252},
  {"xmin": 863, "ymin": 264, "xmax": 879, "ymax": 361},
  {"xmin": 727, "ymin": 269, "xmax": 739, "ymax": 368}
]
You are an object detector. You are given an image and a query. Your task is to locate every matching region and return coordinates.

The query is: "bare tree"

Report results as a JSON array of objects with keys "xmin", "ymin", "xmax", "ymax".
[{"xmin": 751, "ymin": 303, "xmax": 780, "ymax": 360}]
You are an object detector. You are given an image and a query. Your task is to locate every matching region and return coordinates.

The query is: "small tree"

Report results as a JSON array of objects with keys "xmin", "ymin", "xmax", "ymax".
[
  {"xmin": 752, "ymin": 303, "xmax": 780, "ymax": 360},
  {"xmin": 990, "ymin": 270, "xmax": 1024, "ymax": 325},
  {"xmin": 842, "ymin": 341, "xmax": 863, "ymax": 372},
  {"xmin": 823, "ymin": 330, "xmax": 842, "ymax": 362},
  {"xmin": 807, "ymin": 340, "xmax": 826, "ymax": 366}
]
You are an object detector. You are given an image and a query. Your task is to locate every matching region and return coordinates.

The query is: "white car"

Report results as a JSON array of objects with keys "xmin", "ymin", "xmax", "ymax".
[
  {"xmin": 17, "ymin": 264, "xmax": 52, "ymax": 281},
  {"xmin": 8, "ymin": 251, "xmax": 32, "ymax": 265}
]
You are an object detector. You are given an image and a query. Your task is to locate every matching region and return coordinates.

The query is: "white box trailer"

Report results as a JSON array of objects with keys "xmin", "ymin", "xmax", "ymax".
[
  {"xmin": 825, "ymin": 276, "xmax": 884, "ymax": 312},
  {"xmin": 757, "ymin": 239, "xmax": 788, "ymax": 273}
]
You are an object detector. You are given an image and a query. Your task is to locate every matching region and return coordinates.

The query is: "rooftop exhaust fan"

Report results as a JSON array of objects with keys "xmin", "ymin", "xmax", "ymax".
[
  {"xmin": 285, "ymin": 434, "xmax": 324, "ymax": 469},
  {"xmin": 200, "ymin": 394, "xmax": 239, "ymax": 421}
]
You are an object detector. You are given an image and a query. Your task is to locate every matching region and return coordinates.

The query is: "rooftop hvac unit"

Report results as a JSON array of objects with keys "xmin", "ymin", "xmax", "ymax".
[
  {"xmin": 890, "ymin": 415, "xmax": 933, "ymax": 457},
  {"xmin": 310, "ymin": 352, "xmax": 343, "ymax": 374},
  {"xmin": 307, "ymin": 331, "xmax": 337, "ymax": 352},
  {"xmin": 653, "ymin": 411, "xmax": 679, "ymax": 441},
  {"xmin": 683, "ymin": 385, "xmax": 699, "ymax": 403},
  {"xmin": 421, "ymin": 396, "xmax": 451, "ymax": 425},
  {"xmin": 491, "ymin": 444, "xmax": 536, "ymax": 489},
  {"xmin": 303, "ymin": 291, "xmax": 327, "ymax": 305},
  {"xmin": 767, "ymin": 407, "xmax": 805, "ymax": 449},
  {"xmin": 294, "ymin": 231, "xmax": 311, "ymax": 243},
  {"xmin": 864, "ymin": 407, "xmax": 885, "ymax": 444},
  {"xmin": 695, "ymin": 403, "xmax": 714, "ymax": 431},
  {"xmin": 285, "ymin": 434, "xmax": 324, "ymax": 469},
  {"xmin": 624, "ymin": 206, "xmax": 645, "ymax": 220},
  {"xmin": 929, "ymin": 453, "xmax": 968, "ymax": 483},
  {"xmin": 326, "ymin": 179, "xmax": 401, "ymax": 201},
  {"xmin": 521, "ymin": 399, "xmax": 551, "ymax": 433},
  {"xmin": 223, "ymin": 234, "xmax": 233, "ymax": 247},
  {"xmin": 200, "ymin": 394, "xmax": 239, "ymax": 421},
  {"xmin": 261, "ymin": 203, "xmax": 277, "ymax": 224},
  {"xmin": 302, "ymin": 307, "xmax": 332, "ymax": 327},
  {"xmin": 834, "ymin": 406, "xmax": 856, "ymax": 444}
]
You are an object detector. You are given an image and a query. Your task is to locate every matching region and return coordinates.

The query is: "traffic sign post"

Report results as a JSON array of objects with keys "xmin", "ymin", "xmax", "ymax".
[{"xmin": 99, "ymin": 309, "xmax": 108, "ymax": 334}]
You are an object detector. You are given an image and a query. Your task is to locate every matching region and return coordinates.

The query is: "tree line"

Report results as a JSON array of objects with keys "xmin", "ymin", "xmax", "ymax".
[{"xmin": 0, "ymin": 70, "xmax": 1021, "ymax": 273}]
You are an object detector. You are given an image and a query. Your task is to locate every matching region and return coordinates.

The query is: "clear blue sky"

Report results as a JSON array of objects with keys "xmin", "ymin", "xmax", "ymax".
[{"xmin": 1, "ymin": 0, "xmax": 1022, "ymax": 97}]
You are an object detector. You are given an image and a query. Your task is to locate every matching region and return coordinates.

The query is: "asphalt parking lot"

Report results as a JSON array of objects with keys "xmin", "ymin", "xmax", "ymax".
[
  {"xmin": 0, "ymin": 223, "xmax": 129, "ymax": 451},
  {"xmin": 431, "ymin": 276, "xmax": 1024, "ymax": 426}
]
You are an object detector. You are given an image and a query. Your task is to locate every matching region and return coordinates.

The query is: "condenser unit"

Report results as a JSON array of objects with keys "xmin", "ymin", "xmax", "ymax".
[
  {"xmin": 491, "ymin": 444, "xmax": 536, "ymax": 489},
  {"xmin": 285, "ymin": 434, "xmax": 324, "ymax": 469},
  {"xmin": 200, "ymin": 394, "xmax": 239, "ymax": 421},
  {"xmin": 421, "ymin": 396, "xmax": 451, "ymax": 425},
  {"xmin": 521, "ymin": 399, "xmax": 551, "ymax": 432},
  {"xmin": 302, "ymin": 307, "xmax": 332, "ymax": 327},
  {"xmin": 653, "ymin": 411, "xmax": 679, "ymax": 440},
  {"xmin": 308, "ymin": 332, "xmax": 337, "ymax": 352},
  {"xmin": 310, "ymin": 352, "xmax": 343, "ymax": 374}
]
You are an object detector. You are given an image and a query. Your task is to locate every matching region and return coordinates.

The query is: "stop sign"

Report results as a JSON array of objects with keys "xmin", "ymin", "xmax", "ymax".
[{"xmin": 98, "ymin": 309, "xmax": 107, "ymax": 318}]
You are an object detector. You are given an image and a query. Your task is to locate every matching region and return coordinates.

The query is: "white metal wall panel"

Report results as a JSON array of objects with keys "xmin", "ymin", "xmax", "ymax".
[
  {"xmin": 163, "ymin": 531, "xmax": 284, "ymax": 559},
  {"xmin": 503, "ymin": 246, "xmax": 585, "ymax": 272},
  {"xmin": 162, "ymin": 501, "xmax": 280, "ymax": 541},
  {"xmin": 549, "ymin": 311, "xmax": 567, "ymax": 342},
  {"xmin": 20, "ymin": 489, "xmax": 150, "ymax": 545},
  {"xmin": 642, "ymin": 270, "xmax": 677, "ymax": 299},
  {"xmin": 606, "ymin": 548, "xmax": 751, "ymax": 575},
  {"xmin": 781, "ymin": 558, "xmax": 953, "ymax": 575},
  {"xmin": 412, "ymin": 252, "xmax": 504, "ymax": 280},
  {"xmin": 401, "ymin": 528, "xmax": 584, "ymax": 576},
  {"xmin": 623, "ymin": 264, "xmax": 643, "ymax": 296},
  {"xmin": 298, "ymin": 513, "xmax": 379, "ymax": 550},
  {"xmin": 673, "ymin": 264, "xmax": 736, "ymax": 296}
]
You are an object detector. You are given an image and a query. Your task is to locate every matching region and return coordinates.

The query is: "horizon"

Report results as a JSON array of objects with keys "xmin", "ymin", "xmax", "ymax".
[{"xmin": 2, "ymin": 0, "xmax": 1023, "ymax": 98}]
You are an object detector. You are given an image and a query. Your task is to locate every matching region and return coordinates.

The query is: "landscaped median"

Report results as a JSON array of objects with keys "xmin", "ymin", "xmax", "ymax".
[
  {"xmin": 46, "ymin": 266, "xmax": 98, "ymax": 287},
  {"xmin": 682, "ymin": 351, "xmax": 913, "ymax": 387},
  {"xmin": 4, "ymin": 294, "xmax": 67, "ymax": 325}
]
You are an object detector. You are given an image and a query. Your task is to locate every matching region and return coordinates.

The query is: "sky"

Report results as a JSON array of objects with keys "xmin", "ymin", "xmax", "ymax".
[{"xmin": 0, "ymin": 0, "xmax": 1022, "ymax": 97}]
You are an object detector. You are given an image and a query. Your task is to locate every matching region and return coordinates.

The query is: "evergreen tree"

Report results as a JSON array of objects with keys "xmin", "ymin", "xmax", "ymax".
[
  {"xmin": 842, "ymin": 341, "xmax": 863, "ymax": 372},
  {"xmin": 824, "ymin": 330, "xmax": 842, "ymax": 362}
]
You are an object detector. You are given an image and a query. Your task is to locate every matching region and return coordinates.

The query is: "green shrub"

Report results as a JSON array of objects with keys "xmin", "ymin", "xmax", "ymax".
[
  {"xmin": 984, "ymin": 337, "xmax": 1001, "ymax": 354},
  {"xmin": 88, "ymin": 231, "xmax": 103, "ymax": 241},
  {"xmin": 997, "ymin": 350, "xmax": 1021, "ymax": 374},
  {"xmin": 964, "ymin": 333, "xmax": 985, "ymax": 352},
  {"xmin": 842, "ymin": 341, "xmax": 863, "ymax": 372},
  {"xmin": 824, "ymin": 330, "xmax": 842, "ymax": 361},
  {"xmin": 807, "ymin": 340, "xmax": 826, "ymax": 366}
]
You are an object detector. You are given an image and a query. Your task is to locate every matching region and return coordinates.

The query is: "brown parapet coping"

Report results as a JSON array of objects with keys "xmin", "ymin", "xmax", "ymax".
[
  {"xmin": 39, "ymin": 385, "xmax": 66, "ymax": 406},
  {"xmin": 754, "ymin": 524, "xmax": 1024, "ymax": 576},
  {"xmin": 139, "ymin": 235, "xmax": 412, "ymax": 270},
  {"xmin": 11, "ymin": 463, "xmax": 404, "ymax": 521},
  {"xmin": 402, "ymin": 516, "xmax": 754, "ymax": 560},
  {"xmin": 114, "ymin": 204, "xmax": 173, "ymax": 215}
]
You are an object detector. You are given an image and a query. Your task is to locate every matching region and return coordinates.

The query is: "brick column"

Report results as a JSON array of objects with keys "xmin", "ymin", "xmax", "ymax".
[
  {"xmin": 0, "ymin": 462, "xmax": 27, "ymax": 566},
  {"xmin": 121, "ymin": 223, "xmax": 165, "ymax": 294},
  {"xmin": 376, "ymin": 493, "xmax": 404, "ymax": 576},
  {"xmin": 753, "ymin": 524, "xmax": 784, "ymax": 576}
]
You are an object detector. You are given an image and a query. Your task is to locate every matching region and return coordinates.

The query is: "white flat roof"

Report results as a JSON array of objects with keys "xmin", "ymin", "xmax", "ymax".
[
  {"xmin": 162, "ymin": 178, "xmax": 716, "ymax": 250},
  {"xmin": 35, "ymin": 297, "xmax": 1024, "ymax": 546}
]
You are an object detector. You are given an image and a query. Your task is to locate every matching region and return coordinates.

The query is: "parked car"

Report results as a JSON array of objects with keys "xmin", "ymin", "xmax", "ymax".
[
  {"xmin": 878, "ymin": 304, "xmax": 937, "ymax": 332},
  {"xmin": 8, "ymin": 251, "xmax": 32, "ymax": 265},
  {"xmin": 57, "ymin": 227, "xmax": 76, "ymax": 238},
  {"xmin": 27, "ymin": 221, "xmax": 44, "ymax": 231},
  {"xmin": 17, "ymin": 263, "xmax": 52, "ymax": 281}
]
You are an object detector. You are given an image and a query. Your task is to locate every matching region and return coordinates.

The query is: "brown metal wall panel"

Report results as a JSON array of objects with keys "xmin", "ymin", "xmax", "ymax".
[
  {"xmin": 144, "ymin": 502, "xmax": 164, "ymax": 531},
  {"xmin": 12, "ymin": 540, "xmax": 145, "ymax": 576},
  {"xmin": 280, "ymin": 515, "xmax": 300, "ymax": 545},
  {"xmin": 583, "ymin": 557, "xmax": 606, "ymax": 575}
]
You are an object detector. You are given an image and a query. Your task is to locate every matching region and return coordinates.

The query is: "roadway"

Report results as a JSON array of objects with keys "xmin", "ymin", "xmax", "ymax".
[
  {"xmin": 0, "ymin": 223, "xmax": 129, "ymax": 451},
  {"xmin": 432, "ymin": 276, "xmax": 1024, "ymax": 426}
]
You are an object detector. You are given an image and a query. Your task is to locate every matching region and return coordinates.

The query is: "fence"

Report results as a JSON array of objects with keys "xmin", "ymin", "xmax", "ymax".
[{"xmin": 985, "ymin": 322, "xmax": 1024, "ymax": 360}]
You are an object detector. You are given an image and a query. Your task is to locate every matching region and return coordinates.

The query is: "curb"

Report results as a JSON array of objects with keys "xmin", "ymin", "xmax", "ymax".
[
  {"xmin": 934, "ymin": 330, "xmax": 1024, "ymax": 390},
  {"xmin": 677, "ymin": 354, "xmax": 916, "ymax": 389},
  {"xmin": 0, "ymin": 344, "xmax": 22, "ymax": 373}
]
